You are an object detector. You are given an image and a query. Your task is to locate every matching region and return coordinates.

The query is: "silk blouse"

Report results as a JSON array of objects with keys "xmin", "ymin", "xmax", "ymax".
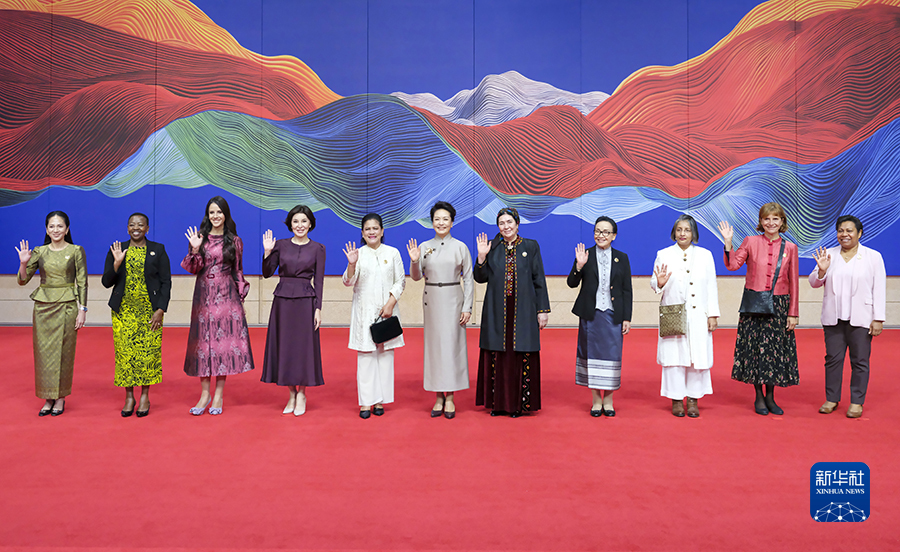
[{"xmin": 724, "ymin": 234, "xmax": 799, "ymax": 317}]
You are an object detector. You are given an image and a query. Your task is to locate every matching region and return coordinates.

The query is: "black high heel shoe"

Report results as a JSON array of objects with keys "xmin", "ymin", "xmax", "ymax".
[
  {"xmin": 136, "ymin": 406, "xmax": 150, "ymax": 418},
  {"xmin": 50, "ymin": 400, "xmax": 65, "ymax": 417}
]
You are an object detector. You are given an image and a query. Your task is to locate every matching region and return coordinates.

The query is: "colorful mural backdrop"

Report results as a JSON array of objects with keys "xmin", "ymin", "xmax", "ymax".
[{"xmin": 1, "ymin": 0, "xmax": 899, "ymax": 275}]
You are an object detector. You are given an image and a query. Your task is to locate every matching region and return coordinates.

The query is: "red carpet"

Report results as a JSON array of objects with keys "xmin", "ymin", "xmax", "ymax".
[{"xmin": 0, "ymin": 326, "xmax": 897, "ymax": 551}]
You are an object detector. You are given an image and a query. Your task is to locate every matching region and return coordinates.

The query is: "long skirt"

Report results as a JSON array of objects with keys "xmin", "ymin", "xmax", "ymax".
[
  {"xmin": 575, "ymin": 309, "xmax": 622, "ymax": 390},
  {"xmin": 33, "ymin": 300, "xmax": 77, "ymax": 399},
  {"xmin": 731, "ymin": 294, "xmax": 799, "ymax": 387},
  {"xmin": 112, "ymin": 289, "xmax": 162, "ymax": 387},
  {"xmin": 183, "ymin": 273, "xmax": 254, "ymax": 377},
  {"xmin": 261, "ymin": 296, "xmax": 324, "ymax": 387},
  {"xmin": 476, "ymin": 297, "xmax": 541, "ymax": 412}
]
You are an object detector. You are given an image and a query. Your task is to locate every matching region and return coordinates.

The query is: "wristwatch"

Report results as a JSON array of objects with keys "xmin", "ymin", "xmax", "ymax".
[{"xmin": 79, "ymin": 305, "xmax": 88, "ymax": 312}]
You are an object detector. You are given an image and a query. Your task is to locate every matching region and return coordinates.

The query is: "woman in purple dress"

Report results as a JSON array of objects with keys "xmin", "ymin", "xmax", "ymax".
[
  {"xmin": 261, "ymin": 205, "xmax": 326, "ymax": 416},
  {"xmin": 182, "ymin": 196, "xmax": 255, "ymax": 416}
]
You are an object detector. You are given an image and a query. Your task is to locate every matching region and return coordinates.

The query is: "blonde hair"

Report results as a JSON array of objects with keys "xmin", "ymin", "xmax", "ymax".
[{"xmin": 756, "ymin": 202, "xmax": 788, "ymax": 233}]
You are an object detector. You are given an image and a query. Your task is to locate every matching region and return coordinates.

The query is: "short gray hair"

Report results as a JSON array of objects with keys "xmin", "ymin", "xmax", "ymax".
[{"xmin": 670, "ymin": 214, "xmax": 699, "ymax": 243}]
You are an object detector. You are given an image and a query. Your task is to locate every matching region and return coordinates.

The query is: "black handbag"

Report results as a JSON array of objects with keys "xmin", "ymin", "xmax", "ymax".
[
  {"xmin": 370, "ymin": 315, "xmax": 403, "ymax": 344},
  {"xmin": 738, "ymin": 239, "xmax": 786, "ymax": 315}
]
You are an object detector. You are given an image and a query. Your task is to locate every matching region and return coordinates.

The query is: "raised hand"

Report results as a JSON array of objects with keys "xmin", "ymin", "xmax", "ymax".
[
  {"xmin": 813, "ymin": 246, "xmax": 831, "ymax": 275},
  {"xmin": 407, "ymin": 238, "xmax": 420, "ymax": 263},
  {"xmin": 476, "ymin": 232, "xmax": 490, "ymax": 262},
  {"xmin": 184, "ymin": 226, "xmax": 203, "ymax": 252},
  {"xmin": 574, "ymin": 243, "xmax": 589, "ymax": 270},
  {"xmin": 15, "ymin": 240, "xmax": 32, "ymax": 265},
  {"xmin": 110, "ymin": 240, "xmax": 125, "ymax": 263},
  {"xmin": 717, "ymin": 221, "xmax": 734, "ymax": 249},
  {"xmin": 262, "ymin": 229, "xmax": 276, "ymax": 255},
  {"xmin": 654, "ymin": 263, "xmax": 671, "ymax": 288},
  {"xmin": 343, "ymin": 241, "xmax": 359, "ymax": 264}
]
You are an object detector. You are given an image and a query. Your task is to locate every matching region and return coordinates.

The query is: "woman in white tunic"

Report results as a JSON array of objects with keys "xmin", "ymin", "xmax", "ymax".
[
  {"xmin": 343, "ymin": 213, "xmax": 406, "ymax": 419},
  {"xmin": 651, "ymin": 215, "xmax": 720, "ymax": 418},
  {"xmin": 407, "ymin": 201, "xmax": 474, "ymax": 419}
]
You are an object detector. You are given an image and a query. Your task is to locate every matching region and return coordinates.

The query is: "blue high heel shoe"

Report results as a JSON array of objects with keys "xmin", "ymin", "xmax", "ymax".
[{"xmin": 189, "ymin": 398, "xmax": 211, "ymax": 416}]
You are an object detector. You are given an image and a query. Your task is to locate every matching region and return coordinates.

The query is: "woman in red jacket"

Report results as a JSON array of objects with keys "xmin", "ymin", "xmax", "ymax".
[{"xmin": 719, "ymin": 202, "xmax": 799, "ymax": 416}]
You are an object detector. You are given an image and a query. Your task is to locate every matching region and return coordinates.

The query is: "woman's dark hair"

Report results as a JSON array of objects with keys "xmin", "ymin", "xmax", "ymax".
[
  {"xmin": 835, "ymin": 215, "xmax": 862, "ymax": 236},
  {"xmin": 284, "ymin": 204, "xmax": 316, "ymax": 232},
  {"xmin": 431, "ymin": 201, "xmax": 456, "ymax": 222},
  {"xmin": 360, "ymin": 213, "xmax": 384, "ymax": 245},
  {"xmin": 198, "ymin": 196, "xmax": 238, "ymax": 265},
  {"xmin": 756, "ymin": 202, "xmax": 789, "ymax": 233},
  {"xmin": 594, "ymin": 215, "xmax": 617, "ymax": 235},
  {"xmin": 44, "ymin": 210, "xmax": 73, "ymax": 245},
  {"xmin": 496, "ymin": 207, "xmax": 520, "ymax": 225},
  {"xmin": 670, "ymin": 214, "xmax": 699, "ymax": 243},
  {"xmin": 128, "ymin": 212, "xmax": 150, "ymax": 225}
]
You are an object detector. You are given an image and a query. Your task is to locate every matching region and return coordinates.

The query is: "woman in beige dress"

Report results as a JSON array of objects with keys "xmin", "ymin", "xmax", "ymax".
[
  {"xmin": 407, "ymin": 201, "xmax": 474, "ymax": 419},
  {"xmin": 16, "ymin": 210, "xmax": 88, "ymax": 416}
]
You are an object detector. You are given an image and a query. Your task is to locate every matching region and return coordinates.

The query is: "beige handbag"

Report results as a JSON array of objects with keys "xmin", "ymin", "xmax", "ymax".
[
  {"xmin": 659, "ymin": 303, "xmax": 687, "ymax": 337},
  {"xmin": 657, "ymin": 248, "xmax": 693, "ymax": 337}
]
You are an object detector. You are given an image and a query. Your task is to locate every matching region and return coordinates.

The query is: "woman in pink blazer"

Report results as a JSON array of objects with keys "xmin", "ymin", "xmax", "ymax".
[
  {"xmin": 810, "ymin": 216, "xmax": 886, "ymax": 418},
  {"xmin": 718, "ymin": 203, "xmax": 799, "ymax": 416}
]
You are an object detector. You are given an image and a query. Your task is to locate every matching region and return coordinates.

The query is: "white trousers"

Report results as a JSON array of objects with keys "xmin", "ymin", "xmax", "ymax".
[
  {"xmin": 357, "ymin": 347, "xmax": 394, "ymax": 406},
  {"xmin": 660, "ymin": 365, "xmax": 712, "ymax": 400}
]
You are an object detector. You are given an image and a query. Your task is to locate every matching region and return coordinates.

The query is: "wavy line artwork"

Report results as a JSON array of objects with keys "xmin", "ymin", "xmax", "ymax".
[{"xmin": 1, "ymin": 0, "xmax": 899, "ymax": 259}]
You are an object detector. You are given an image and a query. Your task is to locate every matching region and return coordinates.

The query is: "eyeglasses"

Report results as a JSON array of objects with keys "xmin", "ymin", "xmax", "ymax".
[{"xmin": 594, "ymin": 230, "xmax": 613, "ymax": 237}]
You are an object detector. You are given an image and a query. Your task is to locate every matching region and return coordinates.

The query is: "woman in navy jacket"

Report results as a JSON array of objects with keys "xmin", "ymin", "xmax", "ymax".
[{"xmin": 567, "ymin": 216, "xmax": 633, "ymax": 416}]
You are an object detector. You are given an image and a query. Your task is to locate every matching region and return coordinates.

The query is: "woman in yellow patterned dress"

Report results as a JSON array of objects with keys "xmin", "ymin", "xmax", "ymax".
[
  {"xmin": 102, "ymin": 213, "xmax": 171, "ymax": 417},
  {"xmin": 16, "ymin": 211, "xmax": 87, "ymax": 417}
]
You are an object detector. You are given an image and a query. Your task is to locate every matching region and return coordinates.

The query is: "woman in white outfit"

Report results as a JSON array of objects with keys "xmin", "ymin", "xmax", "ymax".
[
  {"xmin": 651, "ymin": 215, "xmax": 720, "ymax": 417},
  {"xmin": 343, "ymin": 213, "xmax": 406, "ymax": 419}
]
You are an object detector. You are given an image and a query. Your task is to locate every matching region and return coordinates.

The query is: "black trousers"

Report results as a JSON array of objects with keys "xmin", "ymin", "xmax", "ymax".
[{"xmin": 823, "ymin": 321, "xmax": 872, "ymax": 405}]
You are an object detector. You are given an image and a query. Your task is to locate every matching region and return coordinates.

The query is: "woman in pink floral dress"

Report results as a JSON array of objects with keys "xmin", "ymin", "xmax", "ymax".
[{"xmin": 182, "ymin": 196, "xmax": 254, "ymax": 415}]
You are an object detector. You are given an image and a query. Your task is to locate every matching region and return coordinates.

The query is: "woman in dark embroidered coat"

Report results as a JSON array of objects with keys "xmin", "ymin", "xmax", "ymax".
[{"xmin": 474, "ymin": 207, "xmax": 550, "ymax": 417}]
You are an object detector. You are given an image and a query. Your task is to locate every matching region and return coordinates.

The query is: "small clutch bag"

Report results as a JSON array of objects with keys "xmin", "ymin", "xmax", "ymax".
[
  {"xmin": 370, "ymin": 315, "xmax": 403, "ymax": 344},
  {"xmin": 659, "ymin": 303, "xmax": 687, "ymax": 337}
]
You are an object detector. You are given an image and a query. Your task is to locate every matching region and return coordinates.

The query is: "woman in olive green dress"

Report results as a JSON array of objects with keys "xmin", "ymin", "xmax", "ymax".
[
  {"xmin": 16, "ymin": 211, "xmax": 88, "ymax": 416},
  {"xmin": 102, "ymin": 213, "xmax": 172, "ymax": 417}
]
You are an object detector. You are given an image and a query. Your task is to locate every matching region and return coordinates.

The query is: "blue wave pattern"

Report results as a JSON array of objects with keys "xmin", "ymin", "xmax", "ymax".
[{"xmin": 22, "ymin": 94, "xmax": 900, "ymax": 259}]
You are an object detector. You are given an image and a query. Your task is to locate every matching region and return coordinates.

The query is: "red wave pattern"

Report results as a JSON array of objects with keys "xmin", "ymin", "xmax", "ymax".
[
  {"xmin": 433, "ymin": 3, "xmax": 900, "ymax": 199},
  {"xmin": 0, "ymin": 9, "xmax": 319, "ymax": 190},
  {"xmin": 5, "ymin": 0, "xmax": 340, "ymax": 107}
]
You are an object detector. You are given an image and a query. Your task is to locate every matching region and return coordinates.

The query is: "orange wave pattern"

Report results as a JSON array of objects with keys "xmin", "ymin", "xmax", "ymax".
[
  {"xmin": 615, "ymin": 0, "xmax": 900, "ymax": 94},
  {"xmin": 1, "ymin": 0, "xmax": 341, "ymax": 108}
]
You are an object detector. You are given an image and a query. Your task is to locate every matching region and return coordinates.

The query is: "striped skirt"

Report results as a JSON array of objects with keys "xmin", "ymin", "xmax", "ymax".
[{"xmin": 575, "ymin": 309, "xmax": 622, "ymax": 390}]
